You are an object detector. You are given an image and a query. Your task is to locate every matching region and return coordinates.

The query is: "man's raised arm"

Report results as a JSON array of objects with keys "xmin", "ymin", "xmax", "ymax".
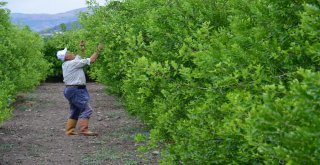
[{"xmin": 90, "ymin": 43, "xmax": 104, "ymax": 64}]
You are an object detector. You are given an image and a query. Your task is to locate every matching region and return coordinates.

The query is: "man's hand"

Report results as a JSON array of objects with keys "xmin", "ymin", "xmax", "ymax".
[
  {"xmin": 80, "ymin": 40, "xmax": 86, "ymax": 48},
  {"xmin": 90, "ymin": 43, "xmax": 104, "ymax": 64},
  {"xmin": 97, "ymin": 43, "xmax": 104, "ymax": 53},
  {"xmin": 79, "ymin": 40, "xmax": 86, "ymax": 55}
]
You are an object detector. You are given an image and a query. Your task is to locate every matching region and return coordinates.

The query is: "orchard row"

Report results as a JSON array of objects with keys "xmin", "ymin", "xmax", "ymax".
[
  {"xmin": 78, "ymin": 0, "xmax": 320, "ymax": 164},
  {"xmin": 1, "ymin": 0, "xmax": 320, "ymax": 164},
  {"xmin": 0, "ymin": 3, "xmax": 49, "ymax": 124}
]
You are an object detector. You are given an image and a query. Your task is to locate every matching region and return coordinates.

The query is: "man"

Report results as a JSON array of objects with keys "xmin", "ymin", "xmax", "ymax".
[{"xmin": 56, "ymin": 42, "xmax": 104, "ymax": 136}]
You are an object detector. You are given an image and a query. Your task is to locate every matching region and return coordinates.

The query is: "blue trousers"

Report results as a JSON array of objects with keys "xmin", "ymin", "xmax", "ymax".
[{"xmin": 64, "ymin": 87, "xmax": 92, "ymax": 120}]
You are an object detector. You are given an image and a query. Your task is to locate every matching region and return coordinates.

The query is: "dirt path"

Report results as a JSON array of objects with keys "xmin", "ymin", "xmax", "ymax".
[{"xmin": 0, "ymin": 83, "xmax": 157, "ymax": 165}]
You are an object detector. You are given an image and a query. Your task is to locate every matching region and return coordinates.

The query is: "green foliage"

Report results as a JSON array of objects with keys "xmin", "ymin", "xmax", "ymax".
[
  {"xmin": 80, "ymin": 0, "xmax": 320, "ymax": 164},
  {"xmin": 246, "ymin": 69, "xmax": 320, "ymax": 164},
  {"xmin": 60, "ymin": 23, "xmax": 67, "ymax": 32},
  {"xmin": 0, "ymin": 5, "xmax": 49, "ymax": 124}
]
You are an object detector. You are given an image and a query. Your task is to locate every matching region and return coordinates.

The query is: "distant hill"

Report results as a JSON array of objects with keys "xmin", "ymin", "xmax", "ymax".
[
  {"xmin": 40, "ymin": 21, "xmax": 81, "ymax": 34},
  {"xmin": 10, "ymin": 8, "xmax": 87, "ymax": 32}
]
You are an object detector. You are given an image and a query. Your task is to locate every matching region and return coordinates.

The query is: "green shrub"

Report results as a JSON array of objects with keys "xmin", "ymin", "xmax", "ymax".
[
  {"xmin": 246, "ymin": 69, "xmax": 320, "ymax": 164},
  {"xmin": 80, "ymin": 0, "xmax": 320, "ymax": 163},
  {"xmin": 0, "ymin": 3, "xmax": 49, "ymax": 124}
]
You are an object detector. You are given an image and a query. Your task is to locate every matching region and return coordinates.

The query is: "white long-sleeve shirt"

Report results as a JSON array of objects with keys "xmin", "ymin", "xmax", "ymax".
[{"xmin": 62, "ymin": 55, "xmax": 91, "ymax": 85}]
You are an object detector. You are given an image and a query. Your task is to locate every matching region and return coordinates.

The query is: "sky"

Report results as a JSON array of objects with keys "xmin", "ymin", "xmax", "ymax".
[{"xmin": 2, "ymin": 0, "xmax": 106, "ymax": 14}]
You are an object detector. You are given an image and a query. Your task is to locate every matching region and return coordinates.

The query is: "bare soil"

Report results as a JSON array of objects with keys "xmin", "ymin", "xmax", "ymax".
[{"xmin": 0, "ymin": 83, "xmax": 158, "ymax": 165}]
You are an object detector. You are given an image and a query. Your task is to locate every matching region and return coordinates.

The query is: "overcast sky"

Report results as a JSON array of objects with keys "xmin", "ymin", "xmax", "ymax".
[{"xmin": 3, "ymin": 0, "xmax": 106, "ymax": 14}]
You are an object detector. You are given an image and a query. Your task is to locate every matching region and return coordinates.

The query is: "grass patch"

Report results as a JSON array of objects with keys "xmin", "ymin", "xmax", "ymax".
[
  {"xmin": 26, "ymin": 144, "xmax": 42, "ymax": 157},
  {"xmin": 81, "ymin": 148, "xmax": 140, "ymax": 165},
  {"xmin": 82, "ymin": 131, "xmax": 142, "ymax": 165},
  {"xmin": 13, "ymin": 90, "xmax": 42, "ymax": 112},
  {"xmin": 0, "ymin": 143, "xmax": 14, "ymax": 152},
  {"xmin": 81, "ymin": 148, "xmax": 121, "ymax": 164}
]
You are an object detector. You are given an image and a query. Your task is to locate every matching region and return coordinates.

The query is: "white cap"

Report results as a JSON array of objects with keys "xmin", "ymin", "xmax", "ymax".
[{"xmin": 56, "ymin": 48, "xmax": 67, "ymax": 61}]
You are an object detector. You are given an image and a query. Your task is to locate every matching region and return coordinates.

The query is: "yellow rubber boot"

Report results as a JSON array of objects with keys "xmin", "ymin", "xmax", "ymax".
[
  {"xmin": 78, "ymin": 119, "xmax": 98, "ymax": 136},
  {"xmin": 66, "ymin": 119, "xmax": 78, "ymax": 136}
]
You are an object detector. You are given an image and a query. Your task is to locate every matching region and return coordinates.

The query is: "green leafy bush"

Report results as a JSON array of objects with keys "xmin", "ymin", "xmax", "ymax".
[
  {"xmin": 246, "ymin": 69, "xmax": 320, "ymax": 164},
  {"xmin": 0, "ymin": 3, "xmax": 49, "ymax": 124},
  {"xmin": 80, "ymin": 0, "xmax": 320, "ymax": 163}
]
